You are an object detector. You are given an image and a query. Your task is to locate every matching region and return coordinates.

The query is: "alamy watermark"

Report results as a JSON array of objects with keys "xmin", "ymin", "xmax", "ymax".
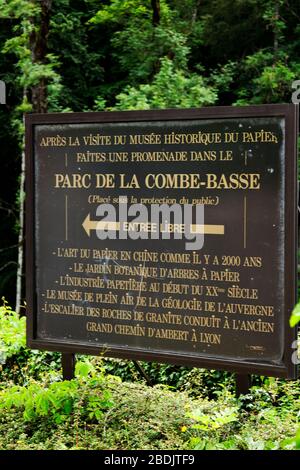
[
  {"xmin": 0, "ymin": 80, "xmax": 6, "ymax": 104},
  {"xmin": 291, "ymin": 339, "xmax": 300, "ymax": 365},
  {"xmin": 291, "ymin": 80, "xmax": 300, "ymax": 104},
  {"xmin": 92, "ymin": 197, "xmax": 206, "ymax": 250}
]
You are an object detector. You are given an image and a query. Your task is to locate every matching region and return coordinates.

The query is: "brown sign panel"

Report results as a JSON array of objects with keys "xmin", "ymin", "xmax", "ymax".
[{"xmin": 26, "ymin": 105, "xmax": 298, "ymax": 378}]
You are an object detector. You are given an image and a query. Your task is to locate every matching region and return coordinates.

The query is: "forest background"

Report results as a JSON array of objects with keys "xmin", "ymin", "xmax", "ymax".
[{"xmin": 1, "ymin": 0, "xmax": 299, "ymax": 307}]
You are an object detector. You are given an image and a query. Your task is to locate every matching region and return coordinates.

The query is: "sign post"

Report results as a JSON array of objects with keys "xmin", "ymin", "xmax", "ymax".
[{"xmin": 26, "ymin": 104, "xmax": 299, "ymax": 388}]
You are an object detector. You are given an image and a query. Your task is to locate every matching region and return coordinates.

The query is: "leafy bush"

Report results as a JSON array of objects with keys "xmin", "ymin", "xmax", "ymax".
[
  {"xmin": 1, "ymin": 374, "xmax": 299, "ymax": 450},
  {"xmin": 0, "ymin": 302, "xmax": 299, "ymax": 450},
  {"xmin": 112, "ymin": 58, "xmax": 217, "ymax": 110},
  {"xmin": 185, "ymin": 395, "xmax": 239, "ymax": 450},
  {"xmin": 0, "ymin": 360, "xmax": 113, "ymax": 425},
  {"xmin": 0, "ymin": 302, "xmax": 63, "ymax": 383},
  {"xmin": 0, "ymin": 299, "xmax": 26, "ymax": 364}
]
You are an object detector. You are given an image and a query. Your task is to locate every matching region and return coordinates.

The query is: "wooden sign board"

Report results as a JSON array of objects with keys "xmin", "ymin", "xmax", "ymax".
[{"xmin": 26, "ymin": 104, "xmax": 299, "ymax": 378}]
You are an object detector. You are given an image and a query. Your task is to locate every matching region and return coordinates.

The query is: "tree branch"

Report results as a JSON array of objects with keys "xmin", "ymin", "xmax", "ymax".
[{"xmin": 0, "ymin": 261, "xmax": 18, "ymax": 273}]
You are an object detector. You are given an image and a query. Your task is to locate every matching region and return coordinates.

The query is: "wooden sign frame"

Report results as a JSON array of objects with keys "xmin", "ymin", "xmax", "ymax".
[{"xmin": 25, "ymin": 104, "xmax": 299, "ymax": 379}]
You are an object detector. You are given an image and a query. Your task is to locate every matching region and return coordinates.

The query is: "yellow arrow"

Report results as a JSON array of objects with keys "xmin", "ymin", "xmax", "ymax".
[
  {"xmin": 82, "ymin": 214, "xmax": 120, "ymax": 237},
  {"xmin": 190, "ymin": 224, "xmax": 224, "ymax": 235}
]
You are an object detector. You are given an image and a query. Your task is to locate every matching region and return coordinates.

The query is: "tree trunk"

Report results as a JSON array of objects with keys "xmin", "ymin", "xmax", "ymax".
[
  {"xmin": 30, "ymin": 0, "xmax": 52, "ymax": 113},
  {"xmin": 151, "ymin": 0, "xmax": 160, "ymax": 27},
  {"xmin": 15, "ymin": 1, "xmax": 52, "ymax": 312},
  {"xmin": 274, "ymin": 1, "xmax": 279, "ymax": 58},
  {"xmin": 15, "ymin": 108, "xmax": 26, "ymax": 314},
  {"xmin": 191, "ymin": 0, "xmax": 201, "ymax": 25}
]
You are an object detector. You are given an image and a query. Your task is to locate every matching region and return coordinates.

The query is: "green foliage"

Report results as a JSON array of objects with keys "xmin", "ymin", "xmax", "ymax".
[
  {"xmin": 0, "ymin": 299, "xmax": 25, "ymax": 364},
  {"xmin": 197, "ymin": 0, "xmax": 269, "ymax": 64},
  {"xmin": 101, "ymin": 358, "xmax": 236, "ymax": 397},
  {"xmin": 75, "ymin": 359, "xmax": 95, "ymax": 379},
  {"xmin": 0, "ymin": 305, "xmax": 62, "ymax": 384},
  {"xmin": 0, "ymin": 374, "xmax": 299, "ymax": 450},
  {"xmin": 235, "ymin": 51, "xmax": 300, "ymax": 105},
  {"xmin": 48, "ymin": 1, "xmax": 105, "ymax": 111},
  {"xmin": 0, "ymin": 0, "xmax": 39, "ymax": 18},
  {"xmin": 290, "ymin": 302, "xmax": 300, "ymax": 327},
  {"xmin": 178, "ymin": 389, "xmax": 239, "ymax": 450},
  {"xmin": 186, "ymin": 399, "xmax": 239, "ymax": 450},
  {"xmin": 89, "ymin": 0, "xmax": 151, "ymax": 25},
  {"xmin": 112, "ymin": 25, "xmax": 190, "ymax": 84},
  {"xmin": 281, "ymin": 427, "xmax": 300, "ymax": 450},
  {"xmin": 0, "ymin": 380, "xmax": 78, "ymax": 423},
  {"xmin": 189, "ymin": 405, "xmax": 238, "ymax": 431},
  {"xmin": 0, "ymin": 360, "xmax": 113, "ymax": 425},
  {"xmin": 0, "ymin": 306, "xmax": 299, "ymax": 450},
  {"xmin": 262, "ymin": 0, "xmax": 286, "ymax": 46},
  {"xmin": 112, "ymin": 58, "xmax": 217, "ymax": 110},
  {"xmin": 0, "ymin": 0, "xmax": 62, "ymax": 127}
]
